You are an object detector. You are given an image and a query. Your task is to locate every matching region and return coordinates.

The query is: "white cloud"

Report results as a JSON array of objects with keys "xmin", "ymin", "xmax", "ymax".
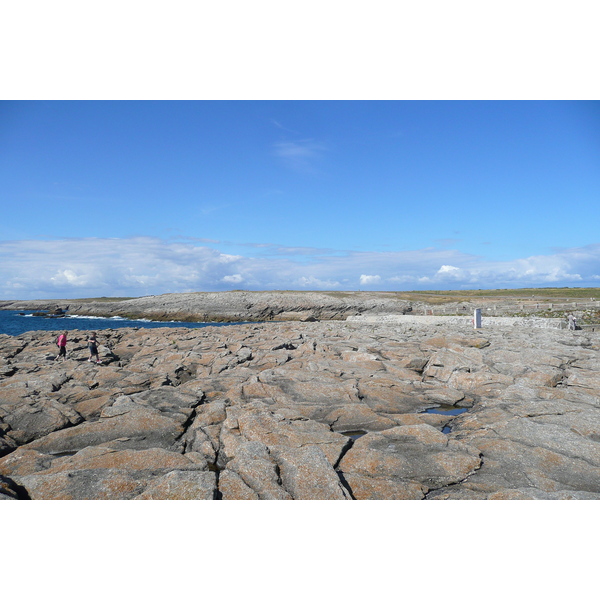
[
  {"xmin": 218, "ymin": 254, "xmax": 242, "ymax": 264},
  {"xmin": 50, "ymin": 269, "xmax": 89, "ymax": 286},
  {"xmin": 359, "ymin": 274, "xmax": 381, "ymax": 286},
  {"xmin": 438, "ymin": 265, "xmax": 460, "ymax": 275},
  {"xmin": 435, "ymin": 264, "xmax": 472, "ymax": 283},
  {"xmin": 438, "ymin": 265, "xmax": 460, "ymax": 274},
  {"xmin": 297, "ymin": 276, "xmax": 341, "ymax": 289},
  {"xmin": 388, "ymin": 275, "xmax": 416, "ymax": 284},
  {"xmin": 222, "ymin": 274, "xmax": 244, "ymax": 284},
  {"xmin": 2, "ymin": 237, "xmax": 600, "ymax": 300},
  {"xmin": 0, "ymin": 237, "xmax": 247, "ymax": 299}
]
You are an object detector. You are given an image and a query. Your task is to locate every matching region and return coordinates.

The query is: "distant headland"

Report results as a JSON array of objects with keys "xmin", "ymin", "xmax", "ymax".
[{"xmin": 2, "ymin": 288, "xmax": 600, "ymax": 326}]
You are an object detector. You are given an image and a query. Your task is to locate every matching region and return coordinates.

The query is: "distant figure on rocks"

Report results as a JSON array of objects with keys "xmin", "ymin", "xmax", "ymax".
[
  {"xmin": 87, "ymin": 332, "xmax": 101, "ymax": 363},
  {"xmin": 55, "ymin": 331, "xmax": 68, "ymax": 361},
  {"xmin": 568, "ymin": 314, "xmax": 577, "ymax": 330}
]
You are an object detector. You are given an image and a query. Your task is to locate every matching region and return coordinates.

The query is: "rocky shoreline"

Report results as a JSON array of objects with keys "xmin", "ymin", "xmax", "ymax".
[
  {"xmin": 2, "ymin": 289, "xmax": 597, "ymax": 326},
  {"xmin": 0, "ymin": 291, "xmax": 415, "ymax": 323},
  {"xmin": 2, "ymin": 315, "xmax": 599, "ymax": 499}
]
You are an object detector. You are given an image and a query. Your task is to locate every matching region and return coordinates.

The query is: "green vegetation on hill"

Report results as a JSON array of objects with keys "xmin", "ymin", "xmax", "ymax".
[
  {"xmin": 411, "ymin": 288, "xmax": 600, "ymax": 298},
  {"xmin": 74, "ymin": 296, "xmax": 137, "ymax": 302},
  {"xmin": 386, "ymin": 288, "xmax": 600, "ymax": 304},
  {"xmin": 21, "ymin": 288, "xmax": 600, "ymax": 305}
]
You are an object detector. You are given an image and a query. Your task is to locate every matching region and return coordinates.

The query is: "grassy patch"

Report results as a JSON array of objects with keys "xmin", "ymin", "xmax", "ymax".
[
  {"xmin": 74, "ymin": 297, "xmax": 137, "ymax": 303},
  {"xmin": 45, "ymin": 287, "xmax": 600, "ymax": 304},
  {"xmin": 393, "ymin": 288, "xmax": 600, "ymax": 302}
]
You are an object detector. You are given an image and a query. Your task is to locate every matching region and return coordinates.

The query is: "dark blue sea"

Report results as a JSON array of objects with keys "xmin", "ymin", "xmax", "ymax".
[{"xmin": 0, "ymin": 310, "xmax": 248, "ymax": 337}]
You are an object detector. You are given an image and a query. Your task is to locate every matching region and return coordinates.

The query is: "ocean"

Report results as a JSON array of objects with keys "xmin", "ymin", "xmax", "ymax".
[{"xmin": 0, "ymin": 310, "xmax": 248, "ymax": 337}]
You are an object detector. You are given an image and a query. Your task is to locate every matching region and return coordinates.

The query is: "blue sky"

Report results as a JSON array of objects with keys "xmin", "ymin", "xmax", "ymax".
[{"xmin": 1, "ymin": 100, "xmax": 600, "ymax": 299}]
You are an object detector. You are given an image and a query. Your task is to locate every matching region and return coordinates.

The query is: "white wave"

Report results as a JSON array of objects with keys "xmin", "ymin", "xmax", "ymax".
[
  {"xmin": 67, "ymin": 315, "xmax": 109, "ymax": 320},
  {"xmin": 68, "ymin": 314, "xmax": 167, "ymax": 324},
  {"xmin": 64, "ymin": 313, "xmax": 209, "ymax": 325}
]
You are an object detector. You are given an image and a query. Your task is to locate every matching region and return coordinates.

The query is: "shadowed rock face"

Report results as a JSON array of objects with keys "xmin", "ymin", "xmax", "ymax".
[{"xmin": 1, "ymin": 321, "xmax": 599, "ymax": 500}]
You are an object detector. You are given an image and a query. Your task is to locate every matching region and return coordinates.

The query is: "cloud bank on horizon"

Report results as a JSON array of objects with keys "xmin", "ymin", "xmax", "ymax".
[{"xmin": 1, "ymin": 237, "xmax": 599, "ymax": 300}]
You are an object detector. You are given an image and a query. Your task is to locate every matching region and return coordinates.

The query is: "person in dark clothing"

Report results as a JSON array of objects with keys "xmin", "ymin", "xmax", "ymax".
[{"xmin": 87, "ymin": 332, "xmax": 101, "ymax": 363}]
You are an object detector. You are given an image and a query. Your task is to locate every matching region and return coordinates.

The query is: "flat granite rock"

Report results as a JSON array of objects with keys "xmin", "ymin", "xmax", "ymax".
[
  {"xmin": 1, "ymin": 319, "xmax": 600, "ymax": 499},
  {"xmin": 13, "ymin": 448, "xmax": 213, "ymax": 500},
  {"xmin": 338, "ymin": 424, "xmax": 482, "ymax": 498}
]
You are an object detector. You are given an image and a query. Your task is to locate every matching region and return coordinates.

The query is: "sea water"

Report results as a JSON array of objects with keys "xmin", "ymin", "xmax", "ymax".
[{"xmin": 0, "ymin": 310, "xmax": 249, "ymax": 337}]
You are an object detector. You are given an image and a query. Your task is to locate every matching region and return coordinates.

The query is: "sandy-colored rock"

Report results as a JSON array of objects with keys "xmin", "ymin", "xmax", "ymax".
[
  {"xmin": 0, "ymin": 395, "xmax": 83, "ymax": 445},
  {"xmin": 23, "ymin": 403, "xmax": 187, "ymax": 455},
  {"xmin": 342, "ymin": 473, "xmax": 426, "ymax": 500},
  {"xmin": 2, "ymin": 311, "xmax": 600, "ymax": 500},
  {"xmin": 2, "ymin": 446, "xmax": 213, "ymax": 500},
  {"xmin": 220, "ymin": 440, "xmax": 291, "ymax": 500},
  {"xmin": 357, "ymin": 377, "xmax": 429, "ymax": 414},
  {"xmin": 326, "ymin": 403, "xmax": 397, "ymax": 432},
  {"xmin": 339, "ymin": 424, "xmax": 482, "ymax": 494},
  {"xmin": 273, "ymin": 445, "xmax": 351, "ymax": 500},
  {"xmin": 224, "ymin": 403, "xmax": 349, "ymax": 466},
  {"xmin": 133, "ymin": 470, "xmax": 217, "ymax": 500}
]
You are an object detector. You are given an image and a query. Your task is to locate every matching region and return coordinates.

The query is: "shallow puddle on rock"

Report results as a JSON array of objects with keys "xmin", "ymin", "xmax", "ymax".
[
  {"xmin": 425, "ymin": 404, "xmax": 468, "ymax": 416},
  {"xmin": 340, "ymin": 430, "xmax": 367, "ymax": 441}
]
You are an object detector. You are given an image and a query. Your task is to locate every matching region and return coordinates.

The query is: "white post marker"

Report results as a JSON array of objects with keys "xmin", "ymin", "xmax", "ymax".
[{"xmin": 474, "ymin": 308, "xmax": 482, "ymax": 329}]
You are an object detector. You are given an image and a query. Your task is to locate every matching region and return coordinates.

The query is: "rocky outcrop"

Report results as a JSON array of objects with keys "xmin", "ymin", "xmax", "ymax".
[
  {"xmin": 0, "ymin": 291, "xmax": 413, "ymax": 322},
  {"xmin": 4, "ymin": 290, "xmax": 598, "ymax": 325},
  {"xmin": 1, "ymin": 321, "xmax": 599, "ymax": 499}
]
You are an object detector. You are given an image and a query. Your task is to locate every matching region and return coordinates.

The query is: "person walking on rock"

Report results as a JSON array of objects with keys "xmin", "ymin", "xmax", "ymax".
[
  {"xmin": 55, "ymin": 331, "xmax": 68, "ymax": 361},
  {"xmin": 87, "ymin": 332, "xmax": 101, "ymax": 363},
  {"xmin": 568, "ymin": 314, "xmax": 577, "ymax": 330}
]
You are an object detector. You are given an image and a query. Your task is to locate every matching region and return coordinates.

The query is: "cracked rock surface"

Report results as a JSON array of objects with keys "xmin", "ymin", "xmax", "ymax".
[{"xmin": 1, "ymin": 321, "xmax": 599, "ymax": 499}]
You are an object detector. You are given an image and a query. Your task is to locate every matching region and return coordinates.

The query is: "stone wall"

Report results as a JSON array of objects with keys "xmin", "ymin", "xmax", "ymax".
[{"xmin": 347, "ymin": 315, "xmax": 567, "ymax": 329}]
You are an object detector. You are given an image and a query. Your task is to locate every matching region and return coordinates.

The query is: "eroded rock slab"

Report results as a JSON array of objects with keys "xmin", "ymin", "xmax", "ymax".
[{"xmin": 339, "ymin": 424, "xmax": 481, "ymax": 499}]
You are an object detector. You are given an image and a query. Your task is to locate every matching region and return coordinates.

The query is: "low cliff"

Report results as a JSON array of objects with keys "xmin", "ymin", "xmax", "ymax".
[{"xmin": 0, "ymin": 291, "xmax": 414, "ymax": 322}]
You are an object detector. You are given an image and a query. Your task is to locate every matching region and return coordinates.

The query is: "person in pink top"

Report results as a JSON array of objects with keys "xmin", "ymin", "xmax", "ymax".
[{"xmin": 55, "ymin": 331, "xmax": 68, "ymax": 361}]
